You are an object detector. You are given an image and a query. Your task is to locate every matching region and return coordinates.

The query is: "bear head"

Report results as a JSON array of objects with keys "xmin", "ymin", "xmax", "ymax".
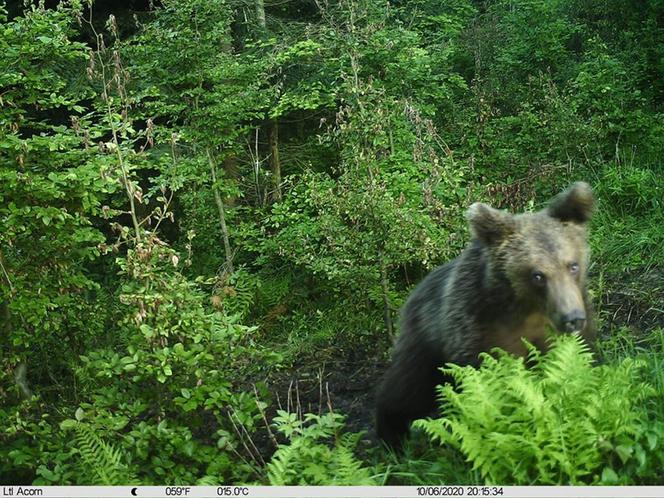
[{"xmin": 467, "ymin": 182, "xmax": 594, "ymax": 333}]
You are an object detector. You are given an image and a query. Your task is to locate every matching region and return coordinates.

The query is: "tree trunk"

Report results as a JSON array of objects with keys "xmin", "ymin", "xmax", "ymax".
[
  {"xmin": 268, "ymin": 119, "xmax": 282, "ymax": 203},
  {"xmin": 256, "ymin": 0, "xmax": 266, "ymax": 30},
  {"xmin": 223, "ymin": 156, "xmax": 240, "ymax": 207},
  {"xmin": 207, "ymin": 149, "xmax": 234, "ymax": 274}
]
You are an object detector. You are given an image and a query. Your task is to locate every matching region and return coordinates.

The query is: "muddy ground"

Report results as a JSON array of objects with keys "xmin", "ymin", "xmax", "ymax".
[{"xmin": 598, "ymin": 268, "xmax": 664, "ymax": 334}]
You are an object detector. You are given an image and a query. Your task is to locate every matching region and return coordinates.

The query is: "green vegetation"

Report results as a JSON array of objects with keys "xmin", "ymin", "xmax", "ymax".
[
  {"xmin": 416, "ymin": 335, "xmax": 664, "ymax": 484},
  {"xmin": 1, "ymin": 0, "xmax": 662, "ymax": 485}
]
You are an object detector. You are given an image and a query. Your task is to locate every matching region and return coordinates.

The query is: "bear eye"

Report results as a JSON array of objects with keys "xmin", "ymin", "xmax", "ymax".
[
  {"xmin": 531, "ymin": 270, "xmax": 546, "ymax": 287},
  {"xmin": 569, "ymin": 262, "xmax": 579, "ymax": 275}
]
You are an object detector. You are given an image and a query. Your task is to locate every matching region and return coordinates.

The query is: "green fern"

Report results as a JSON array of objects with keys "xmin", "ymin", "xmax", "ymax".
[
  {"xmin": 256, "ymin": 272, "xmax": 292, "ymax": 310},
  {"xmin": 67, "ymin": 422, "xmax": 138, "ymax": 485},
  {"xmin": 266, "ymin": 412, "xmax": 375, "ymax": 485},
  {"xmin": 221, "ymin": 269, "xmax": 259, "ymax": 319},
  {"xmin": 415, "ymin": 334, "xmax": 660, "ymax": 484}
]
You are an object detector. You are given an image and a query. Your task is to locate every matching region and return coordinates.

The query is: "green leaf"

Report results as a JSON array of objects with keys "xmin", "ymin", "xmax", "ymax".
[
  {"xmin": 646, "ymin": 432, "xmax": 658, "ymax": 450},
  {"xmin": 615, "ymin": 444, "xmax": 633, "ymax": 464},
  {"xmin": 601, "ymin": 467, "xmax": 619, "ymax": 483},
  {"xmin": 60, "ymin": 419, "xmax": 77, "ymax": 430}
]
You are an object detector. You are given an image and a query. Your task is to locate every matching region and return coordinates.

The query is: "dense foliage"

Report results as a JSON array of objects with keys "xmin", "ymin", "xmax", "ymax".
[
  {"xmin": 1, "ymin": 0, "xmax": 663, "ymax": 485},
  {"xmin": 416, "ymin": 335, "xmax": 664, "ymax": 484}
]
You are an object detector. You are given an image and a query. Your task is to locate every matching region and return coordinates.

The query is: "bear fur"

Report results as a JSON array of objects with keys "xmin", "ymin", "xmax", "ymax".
[{"xmin": 375, "ymin": 182, "xmax": 596, "ymax": 448}]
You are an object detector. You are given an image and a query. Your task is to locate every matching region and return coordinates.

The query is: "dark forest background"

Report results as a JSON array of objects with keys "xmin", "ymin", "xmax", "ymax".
[{"xmin": 1, "ymin": 0, "xmax": 663, "ymax": 485}]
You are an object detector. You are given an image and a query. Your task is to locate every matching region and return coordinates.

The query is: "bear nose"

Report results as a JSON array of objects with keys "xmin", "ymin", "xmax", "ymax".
[{"xmin": 561, "ymin": 311, "xmax": 586, "ymax": 332}]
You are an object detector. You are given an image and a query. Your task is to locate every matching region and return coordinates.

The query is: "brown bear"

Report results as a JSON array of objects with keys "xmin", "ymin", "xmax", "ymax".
[{"xmin": 375, "ymin": 182, "xmax": 596, "ymax": 448}]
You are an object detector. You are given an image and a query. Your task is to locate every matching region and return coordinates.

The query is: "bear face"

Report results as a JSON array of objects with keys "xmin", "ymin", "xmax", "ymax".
[{"xmin": 467, "ymin": 182, "xmax": 594, "ymax": 334}]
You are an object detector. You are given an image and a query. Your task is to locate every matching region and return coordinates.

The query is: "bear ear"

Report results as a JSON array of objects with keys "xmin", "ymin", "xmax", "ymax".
[
  {"xmin": 466, "ymin": 202, "xmax": 515, "ymax": 245},
  {"xmin": 547, "ymin": 182, "xmax": 594, "ymax": 224}
]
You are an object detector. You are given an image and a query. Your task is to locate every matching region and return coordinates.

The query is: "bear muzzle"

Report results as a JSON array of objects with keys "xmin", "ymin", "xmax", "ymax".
[{"xmin": 558, "ymin": 310, "xmax": 586, "ymax": 333}]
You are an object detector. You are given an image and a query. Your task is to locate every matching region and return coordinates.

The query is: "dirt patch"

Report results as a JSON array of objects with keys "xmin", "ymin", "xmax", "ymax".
[
  {"xmin": 265, "ymin": 357, "xmax": 386, "ymax": 439},
  {"xmin": 598, "ymin": 267, "xmax": 664, "ymax": 335}
]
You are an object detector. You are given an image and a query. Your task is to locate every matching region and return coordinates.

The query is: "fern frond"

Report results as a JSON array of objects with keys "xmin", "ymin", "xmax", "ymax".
[
  {"xmin": 417, "ymin": 335, "xmax": 658, "ymax": 485},
  {"xmin": 266, "ymin": 412, "xmax": 374, "ymax": 485},
  {"xmin": 72, "ymin": 423, "xmax": 138, "ymax": 485}
]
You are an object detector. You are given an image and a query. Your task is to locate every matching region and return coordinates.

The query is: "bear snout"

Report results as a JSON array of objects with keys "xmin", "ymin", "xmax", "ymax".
[{"xmin": 560, "ymin": 310, "xmax": 586, "ymax": 333}]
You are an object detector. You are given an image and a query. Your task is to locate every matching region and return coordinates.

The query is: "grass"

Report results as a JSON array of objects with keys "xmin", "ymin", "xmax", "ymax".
[{"xmin": 586, "ymin": 158, "xmax": 664, "ymax": 273}]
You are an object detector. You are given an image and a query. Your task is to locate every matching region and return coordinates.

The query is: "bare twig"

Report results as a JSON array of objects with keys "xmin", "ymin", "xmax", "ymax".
[
  {"xmin": 325, "ymin": 381, "xmax": 333, "ymax": 413},
  {"xmin": 317, "ymin": 368, "xmax": 324, "ymax": 415},
  {"xmin": 228, "ymin": 407, "xmax": 265, "ymax": 467},
  {"xmin": 295, "ymin": 379, "xmax": 302, "ymax": 421},
  {"xmin": 0, "ymin": 249, "xmax": 13, "ymax": 293},
  {"xmin": 207, "ymin": 149, "xmax": 234, "ymax": 274},
  {"xmin": 287, "ymin": 379, "xmax": 293, "ymax": 413},
  {"xmin": 254, "ymin": 384, "xmax": 279, "ymax": 448}
]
